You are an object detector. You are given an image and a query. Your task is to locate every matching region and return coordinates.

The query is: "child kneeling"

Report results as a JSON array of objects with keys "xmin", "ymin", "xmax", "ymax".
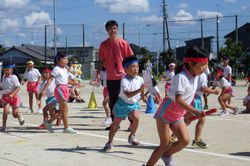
[{"xmin": 103, "ymin": 56, "xmax": 146, "ymax": 151}]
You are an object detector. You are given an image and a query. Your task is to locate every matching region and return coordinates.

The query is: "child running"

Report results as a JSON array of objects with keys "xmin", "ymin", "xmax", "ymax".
[
  {"xmin": 242, "ymin": 86, "xmax": 250, "ymax": 113},
  {"xmin": 145, "ymin": 78, "xmax": 162, "ymax": 104},
  {"xmin": 0, "ymin": 62, "xmax": 25, "ymax": 131},
  {"xmin": 212, "ymin": 68, "xmax": 239, "ymax": 116},
  {"xmin": 36, "ymin": 68, "xmax": 59, "ymax": 129},
  {"xmin": 145, "ymin": 46, "xmax": 207, "ymax": 166},
  {"xmin": 170, "ymin": 72, "xmax": 220, "ymax": 148},
  {"xmin": 160, "ymin": 63, "xmax": 175, "ymax": 97},
  {"xmin": 103, "ymin": 56, "xmax": 146, "ymax": 151},
  {"xmin": 42, "ymin": 52, "xmax": 79, "ymax": 133},
  {"xmin": 22, "ymin": 60, "xmax": 42, "ymax": 113}
]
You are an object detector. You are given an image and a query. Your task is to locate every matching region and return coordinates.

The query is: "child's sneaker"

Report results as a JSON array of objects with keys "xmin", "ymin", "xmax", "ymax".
[
  {"xmin": 26, "ymin": 109, "xmax": 33, "ymax": 113},
  {"xmin": 18, "ymin": 114, "xmax": 25, "ymax": 126},
  {"xmin": 203, "ymin": 105, "xmax": 209, "ymax": 110},
  {"xmin": 0, "ymin": 126, "xmax": 6, "ymax": 132},
  {"xmin": 63, "ymin": 127, "xmax": 77, "ymax": 134},
  {"xmin": 220, "ymin": 110, "xmax": 229, "ymax": 116},
  {"xmin": 233, "ymin": 107, "xmax": 239, "ymax": 115},
  {"xmin": 36, "ymin": 123, "xmax": 47, "ymax": 130},
  {"xmin": 103, "ymin": 117, "xmax": 112, "ymax": 125},
  {"xmin": 128, "ymin": 135, "xmax": 140, "ymax": 145},
  {"xmin": 37, "ymin": 108, "xmax": 43, "ymax": 114},
  {"xmin": 192, "ymin": 139, "xmax": 209, "ymax": 148},
  {"xmin": 103, "ymin": 142, "xmax": 112, "ymax": 151},
  {"xmin": 44, "ymin": 121, "xmax": 54, "ymax": 133},
  {"xmin": 161, "ymin": 155, "xmax": 174, "ymax": 166}
]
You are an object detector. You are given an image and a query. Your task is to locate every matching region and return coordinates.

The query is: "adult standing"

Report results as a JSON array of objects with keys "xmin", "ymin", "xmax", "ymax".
[
  {"xmin": 96, "ymin": 20, "xmax": 134, "ymax": 130},
  {"xmin": 144, "ymin": 58, "xmax": 152, "ymax": 74}
]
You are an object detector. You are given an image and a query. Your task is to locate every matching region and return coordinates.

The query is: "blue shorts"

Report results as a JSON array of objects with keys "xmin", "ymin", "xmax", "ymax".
[
  {"xmin": 46, "ymin": 96, "xmax": 59, "ymax": 110},
  {"xmin": 113, "ymin": 98, "xmax": 141, "ymax": 120},
  {"xmin": 192, "ymin": 95, "xmax": 203, "ymax": 111}
]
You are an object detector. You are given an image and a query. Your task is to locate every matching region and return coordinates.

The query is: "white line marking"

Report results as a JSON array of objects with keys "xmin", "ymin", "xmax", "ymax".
[{"xmin": 4, "ymin": 120, "xmax": 250, "ymax": 162}]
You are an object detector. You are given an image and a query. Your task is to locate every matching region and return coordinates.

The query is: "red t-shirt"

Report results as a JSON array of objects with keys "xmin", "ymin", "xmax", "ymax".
[{"xmin": 99, "ymin": 37, "xmax": 134, "ymax": 80}]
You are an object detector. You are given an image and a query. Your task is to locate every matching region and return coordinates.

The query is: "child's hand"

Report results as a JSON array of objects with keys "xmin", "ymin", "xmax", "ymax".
[
  {"xmin": 8, "ymin": 94, "xmax": 14, "ymax": 99},
  {"xmin": 193, "ymin": 110, "xmax": 205, "ymax": 118},
  {"xmin": 214, "ymin": 89, "xmax": 220, "ymax": 95},
  {"xmin": 142, "ymin": 96, "xmax": 148, "ymax": 102},
  {"xmin": 37, "ymin": 100, "xmax": 41, "ymax": 105},
  {"xmin": 140, "ymin": 84, "xmax": 146, "ymax": 92}
]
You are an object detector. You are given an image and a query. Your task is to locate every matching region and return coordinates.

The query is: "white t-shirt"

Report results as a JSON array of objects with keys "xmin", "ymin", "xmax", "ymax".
[
  {"xmin": 212, "ymin": 77, "xmax": 231, "ymax": 89},
  {"xmin": 163, "ymin": 70, "xmax": 175, "ymax": 84},
  {"xmin": 168, "ymin": 68, "xmax": 198, "ymax": 105},
  {"xmin": 196, "ymin": 73, "xmax": 208, "ymax": 96},
  {"xmin": 100, "ymin": 70, "xmax": 107, "ymax": 87},
  {"xmin": 51, "ymin": 66, "xmax": 74, "ymax": 85},
  {"xmin": 204, "ymin": 68, "xmax": 210, "ymax": 76},
  {"xmin": 243, "ymin": 95, "xmax": 250, "ymax": 103},
  {"xmin": 146, "ymin": 86, "xmax": 160, "ymax": 97},
  {"xmin": 221, "ymin": 65, "xmax": 232, "ymax": 79},
  {"xmin": 24, "ymin": 68, "xmax": 41, "ymax": 82},
  {"xmin": 119, "ymin": 75, "xmax": 144, "ymax": 104},
  {"xmin": 39, "ymin": 79, "xmax": 56, "ymax": 98},
  {"xmin": 0, "ymin": 75, "xmax": 20, "ymax": 95}
]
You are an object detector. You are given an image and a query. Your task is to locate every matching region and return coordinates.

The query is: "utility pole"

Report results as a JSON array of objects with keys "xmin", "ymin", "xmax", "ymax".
[
  {"xmin": 216, "ymin": 4, "xmax": 220, "ymax": 59},
  {"xmin": 53, "ymin": 0, "xmax": 57, "ymax": 57},
  {"xmin": 165, "ymin": 4, "xmax": 171, "ymax": 50},
  {"xmin": 163, "ymin": 0, "xmax": 167, "ymax": 52},
  {"xmin": 82, "ymin": 24, "xmax": 85, "ymax": 64},
  {"xmin": 44, "ymin": 25, "xmax": 47, "ymax": 66},
  {"xmin": 235, "ymin": 15, "xmax": 238, "ymax": 44},
  {"xmin": 201, "ymin": 19, "xmax": 204, "ymax": 49},
  {"xmin": 123, "ymin": 23, "xmax": 125, "ymax": 40},
  {"xmin": 66, "ymin": 36, "xmax": 68, "ymax": 54}
]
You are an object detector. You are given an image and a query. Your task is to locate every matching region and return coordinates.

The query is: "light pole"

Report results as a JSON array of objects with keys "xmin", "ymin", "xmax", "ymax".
[
  {"xmin": 138, "ymin": 24, "xmax": 151, "ymax": 47},
  {"xmin": 53, "ymin": 0, "xmax": 57, "ymax": 57}
]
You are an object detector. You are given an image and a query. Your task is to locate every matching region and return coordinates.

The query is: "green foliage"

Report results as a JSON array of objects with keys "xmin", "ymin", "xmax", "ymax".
[
  {"xmin": 33, "ymin": 59, "xmax": 43, "ymax": 67},
  {"xmin": 160, "ymin": 48, "xmax": 175, "ymax": 67},
  {"xmin": 219, "ymin": 37, "xmax": 243, "ymax": 70},
  {"xmin": 136, "ymin": 47, "xmax": 153, "ymax": 73},
  {"xmin": 241, "ymin": 47, "xmax": 250, "ymax": 71},
  {"xmin": 0, "ymin": 44, "xmax": 6, "ymax": 54}
]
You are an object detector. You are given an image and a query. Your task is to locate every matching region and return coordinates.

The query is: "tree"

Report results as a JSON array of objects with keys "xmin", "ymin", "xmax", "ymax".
[
  {"xmin": 160, "ymin": 48, "xmax": 175, "ymax": 69},
  {"xmin": 219, "ymin": 37, "xmax": 243, "ymax": 72},
  {"xmin": 0, "ymin": 44, "xmax": 6, "ymax": 54},
  {"xmin": 133, "ymin": 47, "xmax": 153, "ymax": 73},
  {"xmin": 241, "ymin": 47, "xmax": 250, "ymax": 73}
]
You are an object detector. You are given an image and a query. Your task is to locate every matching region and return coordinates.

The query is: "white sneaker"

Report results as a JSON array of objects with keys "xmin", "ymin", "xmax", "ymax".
[
  {"xmin": 26, "ymin": 109, "xmax": 33, "ymax": 113},
  {"xmin": 103, "ymin": 117, "xmax": 112, "ymax": 125},
  {"xmin": 37, "ymin": 108, "xmax": 43, "ymax": 114},
  {"xmin": 18, "ymin": 114, "xmax": 25, "ymax": 126},
  {"xmin": 20, "ymin": 103, "xmax": 29, "ymax": 108},
  {"xmin": 161, "ymin": 156, "xmax": 174, "ymax": 166},
  {"xmin": 233, "ymin": 107, "xmax": 239, "ymax": 115},
  {"xmin": 220, "ymin": 110, "xmax": 229, "ymax": 116}
]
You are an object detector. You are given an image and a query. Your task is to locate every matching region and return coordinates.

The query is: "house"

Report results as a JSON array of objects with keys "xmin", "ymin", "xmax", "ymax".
[{"xmin": 224, "ymin": 22, "xmax": 250, "ymax": 52}]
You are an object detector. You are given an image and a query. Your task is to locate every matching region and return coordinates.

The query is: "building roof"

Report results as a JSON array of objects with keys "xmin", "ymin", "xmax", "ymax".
[{"xmin": 224, "ymin": 22, "xmax": 250, "ymax": 38}]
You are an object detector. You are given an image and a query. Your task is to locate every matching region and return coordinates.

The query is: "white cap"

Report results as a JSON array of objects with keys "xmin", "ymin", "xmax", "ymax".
[{"xmin": 169, "ymin": 63, "xmax": 175, "ymax": 67}]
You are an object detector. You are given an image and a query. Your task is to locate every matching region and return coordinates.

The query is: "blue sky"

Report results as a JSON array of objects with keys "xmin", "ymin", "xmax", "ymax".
[{"xmin": 0, "ymin": 0, "xmax": 250, "ymax": 53}]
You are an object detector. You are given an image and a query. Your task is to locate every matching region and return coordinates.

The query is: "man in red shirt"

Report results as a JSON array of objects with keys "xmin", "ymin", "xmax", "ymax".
[{"xmin": 96, "ymin": 20, "xmax": 134, "ymax": 130}]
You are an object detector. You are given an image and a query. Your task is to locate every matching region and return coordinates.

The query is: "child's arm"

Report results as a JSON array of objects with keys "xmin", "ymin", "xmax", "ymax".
[
  {"xmin": 175, "ymin": 95, "xmax": 205, "ymax": 118},
  {"xmin": 200, "ymin": 87, "xmax": 219, "ymax": 95},
  {"xmin": 124, "ymin": 84, "xmax": 146, "ymax": 98},
  {"xmin": 8, "ymin": 87, "xmax": 20, "ymax": 99},
  {"xmin": 41, "ymin": 77, "xmax": 53, "ymax": 96}
]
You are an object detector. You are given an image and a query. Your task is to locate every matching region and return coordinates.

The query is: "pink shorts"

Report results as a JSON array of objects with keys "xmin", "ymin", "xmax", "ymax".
[
  {"xmin": 224, "ymin": 86, "xmax": 235, "ymax": 96},
  {"xmin": 103, "ymin": 87, "xmax": 109, "ymax": 98},
  {"xmin": 165, "ymin": 83, "xmax": 171, "ymax": 93},
  {"xmin": 154, "ymin": 97, "xmax": 186, "ymax": 125},
  {"xmin": 2, "ymin": 93, "xmax": 20, "ymax": 108},
  {"xmin": 54, "ymin": 84, "xmax": 69, "ymax": 103},
  {"xmin": 27, "ymin": 82, "xmax": 39, "ymax": 93}
]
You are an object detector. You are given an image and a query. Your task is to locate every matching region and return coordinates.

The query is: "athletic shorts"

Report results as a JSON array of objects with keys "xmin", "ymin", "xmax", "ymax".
[
  {"xmin": 103, "ymin": 87, "xmax": 109, "ymax": 98},
  {"xmin": 192, "ymin": 95, "xmax": 203, "ymax": 111},
  {"xmin": 2, "ymin": 92, "xmax": 20, "ymax": 108},
  {"xmin": 46, "ymin": 96, "xmax": 59, "ymax": 109},
  {"xmin": 165, "ymin": 83, "xmax": 171, "ymax": 93},
  {"xmin": 54, "ymin": 84, "xmax": 69, "ymax": 103},
  {"xmin": 113, "ymin": 98, "xmax": 141, "ymax": 120},
  {"xmin": 154, "ymin": 97, "xmax": 186, "ymax": 125},
  {"xmin": 224, "ymin": 86, "xmax": 235, "ymax": 97},
  {"xmin": 27, "ymin": 82, "xmax": 39, "ymax": 93}
]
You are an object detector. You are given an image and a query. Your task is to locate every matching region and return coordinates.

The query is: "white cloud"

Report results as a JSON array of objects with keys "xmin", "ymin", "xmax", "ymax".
[
  {"xmin": 178, "ymin": 3, "xmax": 188, "ymax": 9},
  {"xmin": 241, "ymin": 6, "xmax": 247, "ymax": 11},
  {"xmin": 196, "ymin": 10, "xmax": 223, "ymax": 18},
  {"xmin": 1, "ymin": 0, "xmax": 30, "ymax": 8},
  {"xmin": 170, "ymin": 10, "xmax": 193, "ymax": 21},
  {"xmin": 24, "ymin": 11, "xmax": 52, "ymax": 28},
  {"xmin": 39, "ymin": 0, "xmax": 53, "ymax": 6},
  {"xmin": 224, "ymin": 0, "xmax": 236, "ymax": 3},
  {"xmin": 17, "ymin": 33, "xmax": 26, "ymax": 38},
  {"xmin": 131, "ymin": 14, "xmax": 161, "ymax": 23},
  {"xmin": 95, "ymin": 0, "xmax": 149, "ymax": 13},
  {"xmin": 0, "ymin": 19, "xmax": 20, "ymax": 31}
]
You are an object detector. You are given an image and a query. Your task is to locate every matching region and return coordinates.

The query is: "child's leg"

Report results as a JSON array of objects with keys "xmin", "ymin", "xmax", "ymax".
[
  {"xmin": 35, "ymin": 92, "xmax": 42, "ymax": 109},
  {"xmin": 218, "ymin": 95, "xmax": 227, "ymax": 111},
  {"xmin": 12, "ymin": 107, "xmax": 24, "ymax": 126},
  {"xmin": 171, "ymin": 113, "xmax": 192, "ymax": 140},
  {"xmin": 43, "ymin": 104, "xmax": 54, "ymax": 122},
  {"xmin": 2, "ymin": 104, "xmax": 10, "ymax": 127},
  {"xmin": 247, "ymin": 101, "xmax": 250, "ymax": 111},
  {"xmin": 194, "ymin": 117, "xmax": 206, "ymax": 141},
  {"xmin": 146, "ymin": 117, "xmax": 170, "ymax": 166},
  {"xmin": 163, "ymin": 121, "xmax": 189, "ymax": 157},
  {"xmin": 221, "ymin": 94, "xmax": 235, "ymax": 110},
  {"xmin": 108, "ymin": 117, "xmax": 122, "ymax": 143},
  {"xmin": 102, "ymin": 96, "xmax": 110, "ymax": 118},
  {"xmin": 28, "ymin": 92, "xmax": 33, "ymax": 110},
  {"xmin": 203, "ymin": 93, "xmax": 208, "ymax": 106},
  {"xmin": 59, "ymin": 100, "xmax": 69, "ymax": 129},
  {"xmin": 128, "ymin": 110, "xmax": 140, "ymax": 136}
]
